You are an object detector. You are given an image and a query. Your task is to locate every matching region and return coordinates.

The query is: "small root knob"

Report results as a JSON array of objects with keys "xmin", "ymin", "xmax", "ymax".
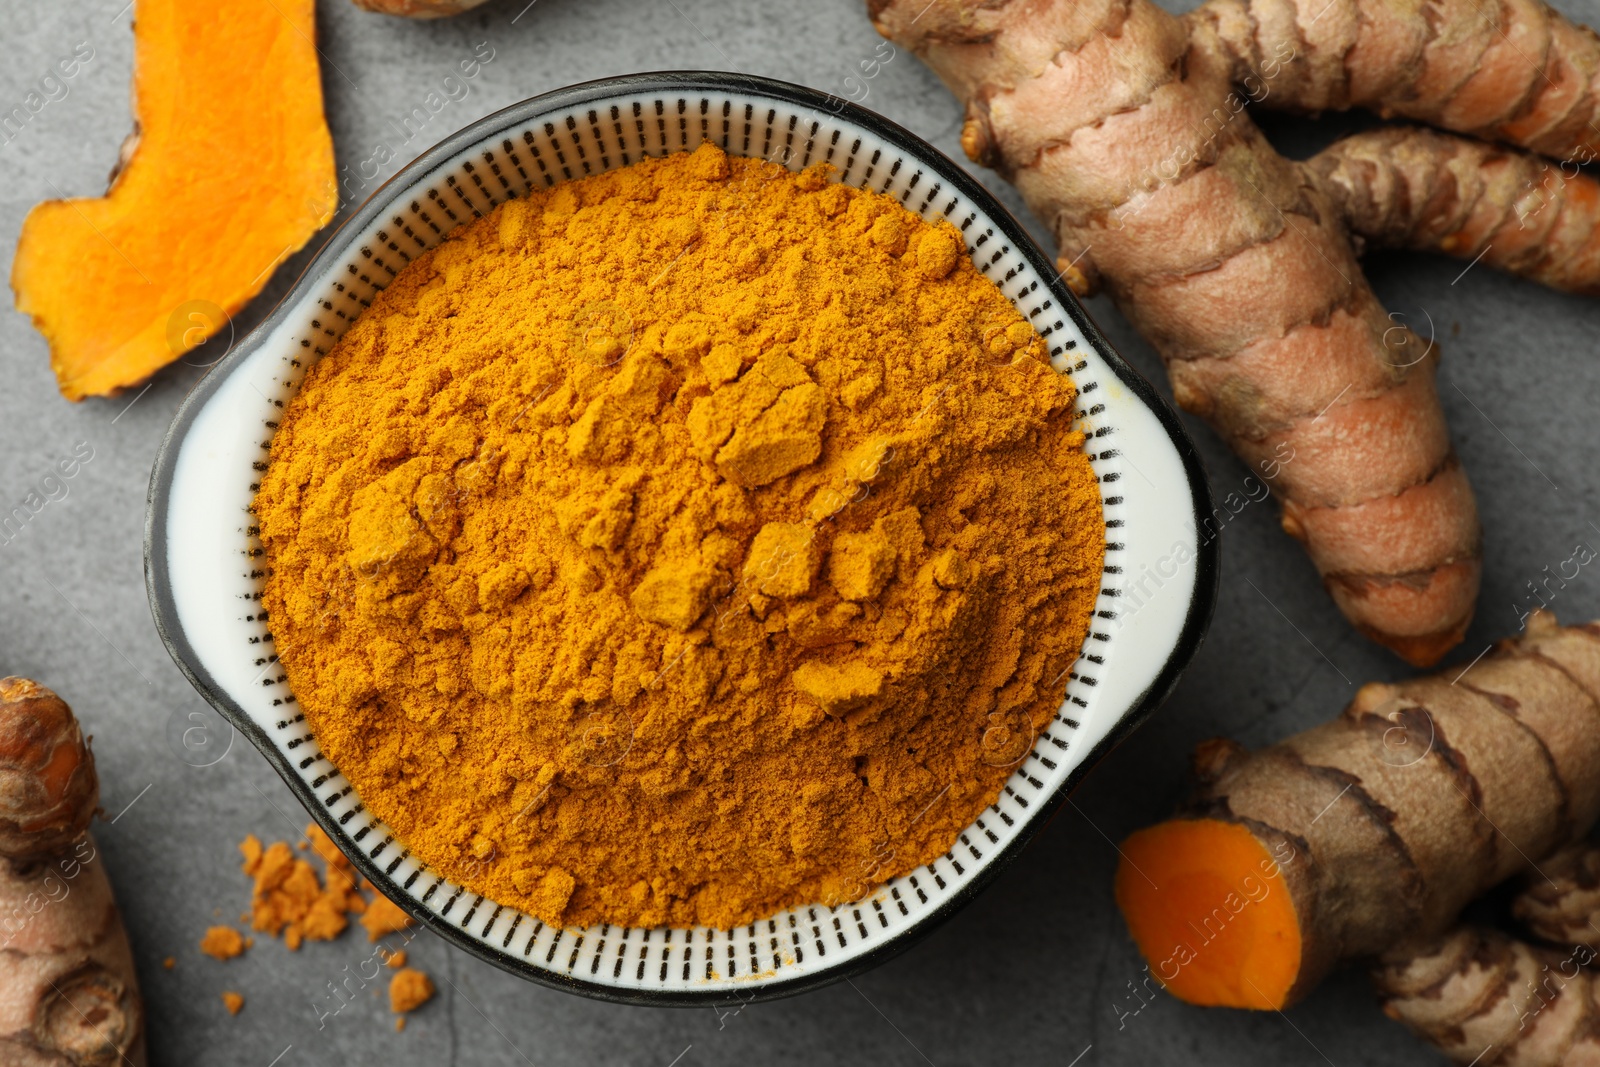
[
  {"xmin": 34, "ymin": 963, "xmax": 140, "ymax": 1067},
  {"xmin": 960, "ymin": 115, "xmax": 993, "ymax": 167},
  {"xmin": 1192, "ymin": 737, "xmax": 1247, "ymax": 783},
  {"xmin": 1279, "ymin": 506, "xmax": 1306, "ymax": 542}
]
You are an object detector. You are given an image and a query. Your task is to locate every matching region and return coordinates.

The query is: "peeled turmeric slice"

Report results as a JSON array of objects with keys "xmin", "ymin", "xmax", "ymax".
[
  {"xmin": 1114, "ymin": 820, "xmax": 1303, "ymax": 1009},
  {"xmin": 11, "ymin": 0, "xmax": 336, "ymax": 401}
]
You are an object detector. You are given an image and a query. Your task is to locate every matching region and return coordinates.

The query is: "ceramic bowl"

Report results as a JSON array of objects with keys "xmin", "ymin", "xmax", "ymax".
[{"xmin": 145, "ymin": 71, "xmax": 1216, "ymax": 1004}]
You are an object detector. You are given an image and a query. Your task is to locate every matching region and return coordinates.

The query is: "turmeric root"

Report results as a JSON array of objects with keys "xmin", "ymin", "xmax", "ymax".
[
  {"xmin": 1512, "ymin": 841, "xmax": 1600, "ymax": 952},
  {"xmin": 871, "ymin": 0, "xmax": 1600, "ymax": 664},
  {"xmin": 10, "ymin": 0, "xmax": 336, "ymax": 401},
  {"xmin": 0, "ymin": 679, "xmax": 145, "ymax": 1066},
  {"xmin": 0, "ymin": 680, "xmax": 96, "ymax": 860},
  {"xmin": 1374, "ymin": 843, "xmax": 1600, "ymax": 1065},
  {"xmin": 1372, "ymin": 926, "xmax": 1600, "ymax": 1066},
  {"xmin": 1310, "ymin": 129, "xmax": 1600, "ymax": 298},
  {"xmin": 349, "ymin": 0, "xmax": 490, "ymax": 15},
  {"xmin": 1199, "ymin": 0, "xmax": 1600, "ymax": 161},
  {"xmin": 1114, "ymin": 611, "xmax": 1600, "ymax": 1010}
]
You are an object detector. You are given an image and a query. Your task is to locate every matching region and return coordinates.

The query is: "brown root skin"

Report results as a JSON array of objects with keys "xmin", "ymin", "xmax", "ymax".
[
  {"xmin": 349, "ymin": 0, "xmax": 490, "ymax": 15},
  {"xmin": 1195, "ymin": 0, "xmax": 1600, "ymax": 161},
  {"xmin": 1117, "ymin": 612, "xmax": 1600, "ymax": 1009},
  {"xmin": 0, "ymin": 843, "xmax": 146, "ymax": 1067},
  {"xmin": 1513, "ymin": 841, "xmax": 1600, "ymax": 951},
  {"xmin": 873, "ymin": 0, "xmax": 1482, "ymax": 662},
  {"xmin": 1375, "ymin": 840, "xmax": 1600, "ymax": 1064},
  {"xmin": 1373, "ymin": 926, "xmax": 1600, "ymax": 1066},
  {"xmin": 0, "ymin": 678, "xmax": 97, "ymax": 861},
  {"xmin": 0, "ymin": 683, "xmax": 144, "ymax": 1066},
  {"xmin": 1310, "ymin": 127, "xmax": 1600, "ymax": 298}
]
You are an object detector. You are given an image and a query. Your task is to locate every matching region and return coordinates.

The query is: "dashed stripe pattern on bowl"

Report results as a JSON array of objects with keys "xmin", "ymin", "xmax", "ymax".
[
  {"xmin": 250, "ymin": 92, "xmax": 1115, "ymax": 992},
  {"xmin": 148, "ymin": 73, "xmax": 1213, "ymax": 1005}
]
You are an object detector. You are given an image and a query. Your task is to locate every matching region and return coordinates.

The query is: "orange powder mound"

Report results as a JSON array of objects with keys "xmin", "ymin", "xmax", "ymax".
[
  {"xmin": 256, "ymin": 141, "xmax": 1105, "ymax": 930},
  {"xmin": 199, "ymin": 926, "xmax": 246, "ymax": 961},
  {"xmin": 221, "ymin": 991, "xmax": 244, "ymax": 1016},
  {"xmin": 389, "ymin": 968, "xmax": 435, "ymax": 1014},
  {"xmin": 239, "ymin": 832, "xmax": 367, "ymax": 949},
  {"xmin": 386, "ymin": 949, "xmax": 408, "ymax": 968},
  {"xmin": 1114, "ymin": 820, "xmax": 1304, "ymax": 1009}
]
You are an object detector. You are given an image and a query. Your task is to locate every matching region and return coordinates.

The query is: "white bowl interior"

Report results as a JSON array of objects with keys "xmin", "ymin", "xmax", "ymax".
[{"xmin": 156, "ymin": 82, "xmax": 1203, "ymax": 996}]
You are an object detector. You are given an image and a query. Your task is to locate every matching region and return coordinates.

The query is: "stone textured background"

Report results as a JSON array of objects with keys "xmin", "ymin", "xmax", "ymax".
[{"xmin": 3, "ymin": 0, "xmax": 1599, "ymax": 1062}]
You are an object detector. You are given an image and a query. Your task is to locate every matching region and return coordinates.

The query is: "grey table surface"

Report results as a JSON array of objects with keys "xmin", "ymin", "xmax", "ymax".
[{"xmin": 4, "ymin": 0, "xmax": 1600, "ymax": 1063}]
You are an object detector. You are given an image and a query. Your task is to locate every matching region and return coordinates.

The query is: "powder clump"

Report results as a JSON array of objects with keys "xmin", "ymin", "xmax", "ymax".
[
  {"xmin": 256, "ymin": 141, "xmax": 1104, "ymax": 930},
  {"xmin": 199, "ymin": 926, "xmax": 246, "ymax": 961},
  {"xmin": 239, "ymin": 828, "xmax": 366, "ymax": 949}
]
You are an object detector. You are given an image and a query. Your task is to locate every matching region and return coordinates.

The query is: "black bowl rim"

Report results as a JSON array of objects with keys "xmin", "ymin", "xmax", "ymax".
[{"xmin": 143, "ymin": 69, "xmax": 1219, "ymax": 1007}]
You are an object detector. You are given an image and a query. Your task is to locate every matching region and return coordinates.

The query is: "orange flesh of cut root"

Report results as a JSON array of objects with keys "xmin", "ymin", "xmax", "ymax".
[
  {"xmin": 10, "ymin": 0, "xmax": 336, "ymax": 400},
  {"xmin": 1114, "ymin": 819, "xmax": 1303, "ymax": 1009}
]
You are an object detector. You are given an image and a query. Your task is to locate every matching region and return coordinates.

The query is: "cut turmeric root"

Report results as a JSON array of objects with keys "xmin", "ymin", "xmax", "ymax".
[
  {"xmin": 10, "ymin": 0, "xmax": 337, "ymax": 401},
  {"xmin": 1115, "ymin": 612, "xmax": 1600, "ymax": 1010},
  {"xmin": 1114, "ymin": 820, "xmax": 1302, "ymax": 1009}
]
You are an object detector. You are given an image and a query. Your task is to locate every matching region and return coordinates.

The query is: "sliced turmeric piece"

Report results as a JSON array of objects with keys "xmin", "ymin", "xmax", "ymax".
[
  {"xmin": 11, "ymin": 0, "xmax": 336, "ymax": 401},
  {"xmin": 1114, "ymin": 820, "xmax": 1302, "ymax": 1009}
]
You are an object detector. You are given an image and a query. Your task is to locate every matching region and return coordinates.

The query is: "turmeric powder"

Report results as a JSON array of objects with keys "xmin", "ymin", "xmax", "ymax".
[
  {"xmin": 256, "ymin": 142, "xmax": 1104, "ymax": 930},
  {"xmin": 198, "ymin": 926, "xmax": 246, "ymax": 961},
  {"xmin": 238, "ymin": 829, "xmax": 365, "ymax": 949}
]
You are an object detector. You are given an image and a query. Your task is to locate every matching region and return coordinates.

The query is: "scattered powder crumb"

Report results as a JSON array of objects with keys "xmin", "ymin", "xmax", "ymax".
[
  {"xmin": 306, "ymin": 822, "xmax": 364, "ymax": 893},
  {"xmin": 389, "ymin": 969, "xmax": 434, "ymax": 1014},
  {"xmin": 199, "ymin": 927, "xmax": 246, "ymax": 960},
  {"xmin": 240, "ymin": 833, "xmax": 262, "ymax": 869},
  {"xmin": 361, "ymin": 895, "xmax": 414, "ymax": 941},
  {"xmin": 210, "ymin": 825, "xmax": 424, "ymax": 1034},
  {"xmin": 163, "ymin": 957, "xmax": 176, "ymax": 971},
  {"xmin": 238, "ymin": 830, "xmax": 366, "ymax": 949},
  {"xmin": 395, "ymin": 1017, "xmax": 407, "ymax": 1033}
]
